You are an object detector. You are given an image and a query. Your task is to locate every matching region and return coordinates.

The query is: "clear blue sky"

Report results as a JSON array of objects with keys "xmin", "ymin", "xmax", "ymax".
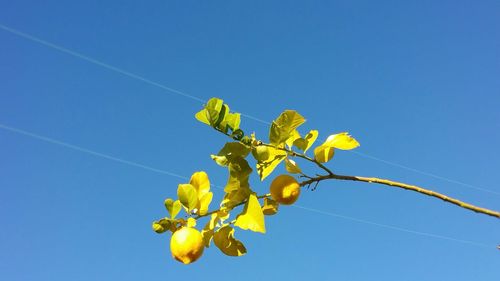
[{"xmin": 1, "ymin": 1, "xmax": 499, "ymax": 280}]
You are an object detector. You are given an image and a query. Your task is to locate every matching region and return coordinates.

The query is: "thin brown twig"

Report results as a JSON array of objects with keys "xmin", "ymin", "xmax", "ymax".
[
  {"xmin": 213, "ymin": 125, "xmax": 500, "ymax": 219},
  {"xmin": 299, "ymin": 174, "xmax": 500, "ymax": 219}
]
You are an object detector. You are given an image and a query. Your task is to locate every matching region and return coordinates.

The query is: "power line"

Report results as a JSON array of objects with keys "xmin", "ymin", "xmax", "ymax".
[
  {"xmin": 292, "ymin": 205, "xmax": 490, "ymax": 248},
  {"xmin": 0, "ymin": 24, "xmax": 205, "ymax": 104},
  {"xmin": 0, "ymin": 123, "xmax": 189, "ymax": 181},
  {"xmin": 0, "ymin": 123, "xmax": 493, "ymax": 249},
  {"xmin": 2, "ymin": 23, "xmax": 496, "ymax": 197},
  {"xmin": 351, "ymin": 151, "xmax": 500, "ymax": 196}
]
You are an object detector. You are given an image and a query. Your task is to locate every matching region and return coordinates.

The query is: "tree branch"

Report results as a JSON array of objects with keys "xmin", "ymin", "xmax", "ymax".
[
  {"xmin": 214, "ymin": 126, "xmax": 500, "ymax": 219},
  {"xmin": 259, "ymin": 143, "xmax": 334, "ymax": 175},
  {"xmin": 300, "ymin": 174, "xmax": 500, "ymax": 219}
]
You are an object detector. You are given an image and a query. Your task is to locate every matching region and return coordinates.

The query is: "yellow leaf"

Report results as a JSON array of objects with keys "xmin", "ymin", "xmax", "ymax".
[
  {"xmin": 201, "ymin": 228, "xmax": 213, "ymax": 248},
  {"xmin": 313, "ymin": 144, "xmax": 335, "ymax": 163},
  {"xmin": 217, "ymin": 210, "xmax": 230, "ymax": 222},
  {"xmin": 256, "ymin": 145, "xmax": 287, "ymax": 181},
  {"xmin": 234, "ymin": 194, "xmax": 266, "ymax": 233},
  {"xmin": 219, "ymin": 112, "xmax": 241, "ymax": 132},
  {"xmin": 213, "ymin": 225, "xmax": 247, "ymax": 256},
  {"xmin": 194, "ymin": 109, "xmax": 210, "ymax": 125},
  {"xmin": 187, "ymin": 217, "xmax": 197, "ymax": 228},
  {"xmin": 312, "ymin": 132, "xmax": 358, "ymax": 162},
  {"xmin": 225, "ymin": 157, "xmax": 252, "ymax": 193},
  {"xmin": 285, "ymin": 130, "xmax": 301, "ymax": 148},
  {"xmin": 293, "ymin": 130, "xmax": 318, "ymax": 152},
  {"xmin": 269, "ymin": 110, "xmax": 306, "ymax": 145},
  {"xmin": 213, "ymin": 142, "xmax": 251, "ymax": 167},
  {"xmin": 195, "ymin": 97, "xmax": 224, "ymax": 126},
  {"xmin": 220, "ymin": 186, "xmax": 251, "ymax": 209},
  {"xmin": 198, "ymin": 192, "xmax": 213, "ymax": 215},
  {"xmin": 201, "ymin": 213, "xmax": 219, "ymax": 247},
  {"xmin": 164, "ymin": 199, "xmax": 182, "ymax": 219},
  {"xmin": 262, "ymin": 197, "xmax": 279, "ymax": 216},
  {"xmin": 189, "ymin": 171, "xmax": 211, "ymax": 198},
  {"xmin": 285, "ymin": 158, "xmax": 302, "ymax": 174},
  {"xmin": 324, "ymin": 132, "xmax": 360, "ymax": 150},
  {"xmin": 152, "ymin": 218, "xmax": 173, "ymax": 234},
  {"xmin": 177, "ymin": 184, "xmax": 198, "ymax": 212}
]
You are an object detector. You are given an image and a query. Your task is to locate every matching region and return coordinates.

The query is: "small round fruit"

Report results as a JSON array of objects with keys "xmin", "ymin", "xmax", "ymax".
[
  {"xmin": 170, "ymin": 227, "xmax": 204, "ymax": 264},
  {"xmin": 270, "ymin": 174, "xmax": 301, "ymax": 205},
  {"xmin": 252, "ymin": 146, "xmax": 270, "ymax": 161}
]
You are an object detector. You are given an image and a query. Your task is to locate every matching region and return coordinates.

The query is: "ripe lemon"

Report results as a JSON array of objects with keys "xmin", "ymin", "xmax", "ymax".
[
  {"xmin": 170, "ymin": 227, "xmax": 204, "ymax": 264},
  {"xmin": 270, "ymin": 174, "xmax": 300, "ymax": 205}
]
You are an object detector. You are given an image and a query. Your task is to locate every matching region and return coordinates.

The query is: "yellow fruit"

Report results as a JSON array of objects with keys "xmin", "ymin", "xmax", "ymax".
[
  {"xmin": 270, "ymin": 174, "xmax": 300, "ymax": 205},
  {"xmin": 170, "ymin": 227, "xmax": 204, "ymax": 264}
]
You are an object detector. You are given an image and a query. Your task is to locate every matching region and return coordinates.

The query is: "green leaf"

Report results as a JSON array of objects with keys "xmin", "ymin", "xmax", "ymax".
[
  {"xmin": 194, "ymin": 109, "xmax": 210, "ymax": 125},
  {"xmin": 205, "ymin": 98, "xmax": 224, "ymax": 126},
  {"xmin": 152, "ymin": 222, "xmax": 166, "ymax": 233},
  {"xmin": 225, "ymin": 156, "xmax": 252, "ymax": 193},
  {"xmin": 262, "ymin": 197, "xmax": 279, "ymax": 216},
  {"xmin": 256, "ymin": 146, "xmax": 287, "ymax": 181},
  {"xmin": 285, "ymin": 158, "xmax": 302, "ymax": 174},
  {"xmin": 293, "ymin": 130, "xmax": 319, "ymax": 152},
  {"xmin": 213, "ymin": 225, "xmax": 247, "ymax": 256},
  {"xmin": 285, "ymin": 129, "xmax": 301, "ymax": 148},
  {"xmin": 201, "ymin": 213, "xmax": 218, "ymax": 247},
  {"xmin": 234, "ymin": 194, "xmax": 266, "ymax": 233},
  {"xmin": 177, "ymin": 184, "xmax": 199, "ymax": 212},
  {"xmin": 195, "ymin": 97, "xmax": 224, "ymax": 126},
  {"xmin": 269, "ymin": 110, "xmax": 306, "ymax": 145},
  {"xmin": 221, "ymin": 186, "xmax": 251, "ymax": 208},
  {"xmin": 152, "ymin": 218, "xmax": 172, "ymax": 234},
  {"xmin": 211, "ymin": 142, "xmax": 251, "ymax": 167},
  {"xmin": 219, "ymin": 112, "xmax": 241, "ymax": 132},
  {"xmin": 164, "ymin": 199, "xmax": 182, "ymax": 219},
  {"xmin": 211, "ymin": 154, "xmax": 229, "ymax": 167},
  {"xmin": 195, "ymin": 97, "xmax": 243, "ymax": 135},
  {"xmin": 213, "ymin": 104, "xmax": 229, "ymax": 128}
]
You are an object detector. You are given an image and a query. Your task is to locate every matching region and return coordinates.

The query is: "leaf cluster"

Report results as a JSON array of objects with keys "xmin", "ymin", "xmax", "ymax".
[{"xmin": 153, "ymin": 97, "xmax": 360, "ymax": 261}]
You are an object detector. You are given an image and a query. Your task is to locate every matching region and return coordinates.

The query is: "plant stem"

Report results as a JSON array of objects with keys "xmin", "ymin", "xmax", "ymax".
[
  {"xmin": 300, "ymin": 174, "xmax": 500, "ymax": 219},
  {"xmin": 215, "ymin": 126, "xmax": 500, "ymax": 219},
  {"xmin": 193, "ymin": 193, "xmax": 270, "ymax": 220},
  {"xmin": 259, "ymin": 143, "xmax": 333, "ymax": 175}
]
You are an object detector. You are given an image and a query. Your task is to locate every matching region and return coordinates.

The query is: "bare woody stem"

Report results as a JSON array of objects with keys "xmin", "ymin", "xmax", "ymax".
[
  {"xmin": 216, "ymin": 128, "xmax": 500, "ymax": 220},
  {"xmin": 261, "ymin": 142, "xmax": 500, "ymax": 219},
  {"xmin": 300, "ymin": 174, "xmax": 500, "ymax": 219}
]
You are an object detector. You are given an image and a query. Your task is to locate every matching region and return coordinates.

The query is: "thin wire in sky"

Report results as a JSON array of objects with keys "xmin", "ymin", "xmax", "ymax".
[
  {"xmin": 0, "ymin": 123, "xmax": 493, "ymax": 249},
  {"xmin": 292, "ymin": 205, "xmax": 490, "ymax": 248},
  {"xmin": 0, "ymin": 123, "xmax": 189, "ymax": 181},
  {"xmin": 351, "ymin": 151, "xmax": 500, "ymax": 196},
  {"xmin": 0, "ymin": 24, "xmax": 205, "ymax": 104},
  {"xmin": 0, "ymin": 23, "xmax": 498, "ymax": 196}
]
